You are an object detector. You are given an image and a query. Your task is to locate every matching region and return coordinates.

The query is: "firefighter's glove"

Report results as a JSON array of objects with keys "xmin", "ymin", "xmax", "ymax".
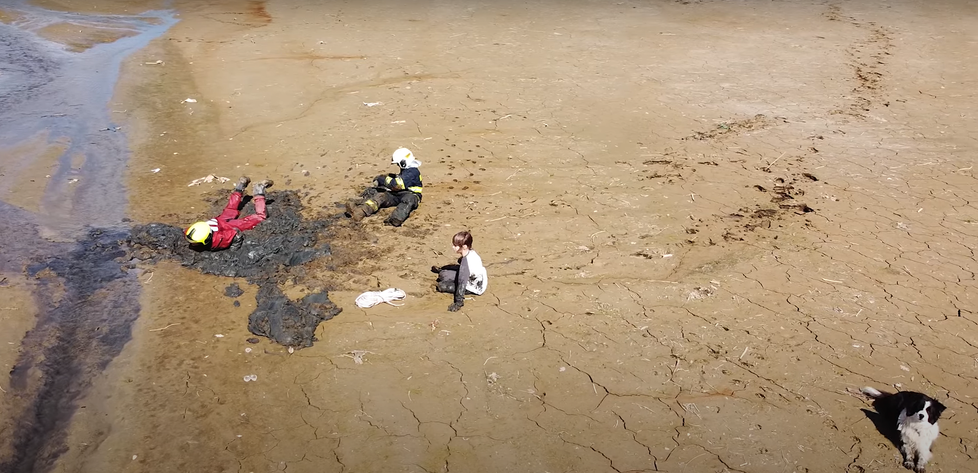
[{"xmin": 386, "ymin": 174, "xmax": 406, "ymax": 191}]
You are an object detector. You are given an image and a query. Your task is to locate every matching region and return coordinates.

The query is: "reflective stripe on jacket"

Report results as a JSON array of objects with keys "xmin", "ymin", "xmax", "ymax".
[{"xmin": 399, "ymin": 167, "xmax": 423, "ymax": 195}]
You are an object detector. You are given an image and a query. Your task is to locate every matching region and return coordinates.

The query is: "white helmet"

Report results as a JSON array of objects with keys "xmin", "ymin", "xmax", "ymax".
[{"xmin": 391, "ymin": 148, "xmax": 421, "ymax": 168}]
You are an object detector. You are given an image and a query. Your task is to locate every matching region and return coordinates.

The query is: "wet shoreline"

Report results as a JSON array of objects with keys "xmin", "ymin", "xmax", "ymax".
[
  {"xmin": 4, "ymin": 230, "xmax": 138, "ymax": 473},
  {"xmin": 0, "ymin": 2, "xmax": 177, "ymax": 470},
  {"xmin": 0, "ymin": 1, "xmax": 177, "ymax": 237}
]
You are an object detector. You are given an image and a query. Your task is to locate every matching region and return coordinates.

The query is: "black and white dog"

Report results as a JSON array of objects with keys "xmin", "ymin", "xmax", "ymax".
[{"xmin": 862, "ymin": 387, "xmax": 946, "ymax": 472}]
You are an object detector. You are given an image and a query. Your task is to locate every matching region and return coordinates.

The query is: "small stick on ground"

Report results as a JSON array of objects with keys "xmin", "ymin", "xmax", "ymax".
[
  {"xmin": 149, "ymin": 323, "xmax": 180, "ymax": 332},
  {"xmin": 767, "ymin": 152, "xmax": 786, "ymax": 167}
]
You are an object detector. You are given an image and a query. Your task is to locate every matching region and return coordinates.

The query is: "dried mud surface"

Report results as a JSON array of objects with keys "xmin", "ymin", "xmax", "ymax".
[{"xmin": 40, "ymin": 1, "xmax": 978, "ymax": 472}]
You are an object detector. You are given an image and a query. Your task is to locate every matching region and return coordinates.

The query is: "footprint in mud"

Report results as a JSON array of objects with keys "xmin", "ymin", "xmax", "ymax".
[{"xmin": 683, "ymin": 114, "xmax": 783, "ymax": 141}]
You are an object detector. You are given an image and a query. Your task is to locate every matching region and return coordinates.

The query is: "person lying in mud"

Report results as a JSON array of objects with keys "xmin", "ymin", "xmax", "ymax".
[
  {"xmin": 432, "ymin": 231, "xmax": 488, "ymax": 312},
  {"xmin": 184, "ymin": 177, "xmax": 273, "ymax": 250},
  {"xmin": 344, "ymin": 148, "xmax": 423, "ymax": 227}
]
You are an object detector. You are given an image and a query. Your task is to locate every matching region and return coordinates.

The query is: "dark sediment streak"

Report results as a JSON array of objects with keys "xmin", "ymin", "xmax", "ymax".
[
  {"xmin": 3, "ymin": 230, "xmax": 138, "ymax": 473},
  {"xmin": 0, "ymin": 4, "xmax": 177, "ymax": 471}
]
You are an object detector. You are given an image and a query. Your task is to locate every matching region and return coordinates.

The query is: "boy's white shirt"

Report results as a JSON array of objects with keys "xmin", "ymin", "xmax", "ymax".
[{"xmin": 463, "ymin": 250, "xmax": 488, "ymax": 295}]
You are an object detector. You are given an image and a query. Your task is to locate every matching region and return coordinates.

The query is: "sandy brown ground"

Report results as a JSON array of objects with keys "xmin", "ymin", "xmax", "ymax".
[{"xmin": 36, "ymin": 0, "xmax": 978, "ymax": 471}]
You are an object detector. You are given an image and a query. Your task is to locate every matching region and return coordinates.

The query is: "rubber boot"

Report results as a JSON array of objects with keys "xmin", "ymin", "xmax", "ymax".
[
  {"xmin": 235, "ymin": 176, "xmax": 251, "ymax": 192},
  {"xmin": 385, "ymin": 196, "xmax": 418, "ymax": 227},
  {"xmin": 345, "ymin": 202, "xmax": 368, "ymax": 222},
  {"xmin": 346, "ymin": 198, "xmax": 379, "ymax": 222},
  {"xmin": 253, "ymin": 179, "xmax": 274, "ymax": 195}
]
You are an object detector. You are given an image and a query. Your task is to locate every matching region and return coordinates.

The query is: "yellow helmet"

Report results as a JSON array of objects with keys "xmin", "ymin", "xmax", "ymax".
[{"xmin": 185, "ymin": 221, "xmax": 212, "ymax": 244}]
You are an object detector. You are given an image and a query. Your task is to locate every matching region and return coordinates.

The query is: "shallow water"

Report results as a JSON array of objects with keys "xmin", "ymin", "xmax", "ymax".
[
  {"xmin": 0, "ymin": 3, "xmax": 176, "ymax": 471},
  {"xmin": 0, "ymin": 1, "xmax": 177, "ymax": 237}
]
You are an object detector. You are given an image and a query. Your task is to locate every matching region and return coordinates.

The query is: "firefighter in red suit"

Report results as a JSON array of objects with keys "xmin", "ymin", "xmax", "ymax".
[{"xmin": 184, "ymin": 177, "xmax": 274, "ymax": 250}]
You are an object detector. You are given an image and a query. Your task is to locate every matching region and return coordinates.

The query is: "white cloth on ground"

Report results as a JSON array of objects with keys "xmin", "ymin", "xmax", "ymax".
[{"xmin": 356, "ymin": 288, "xmax": 406, "ymax": 308}]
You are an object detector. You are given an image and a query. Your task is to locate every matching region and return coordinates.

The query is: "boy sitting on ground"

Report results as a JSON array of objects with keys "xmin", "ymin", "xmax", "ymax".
[{"xmin": 432, "ymin": 231, "xmax": 488, "ymax": 312}]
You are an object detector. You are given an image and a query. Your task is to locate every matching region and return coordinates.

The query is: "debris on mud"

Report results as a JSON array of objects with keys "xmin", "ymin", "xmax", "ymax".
[
  {"xmin": 780, "ymin": 202, "xmax": 815, "ymax": 214},
  {"xmin": 224, "ymin": 283, "xmax": 244, "ymax": 298},
  {"xmin": 641, "ymin": 151, "xmax": 688, "ymax": 182},
  {"xmin": 685, "ymin": 172, "xmax": 821, "ymax": 245},
  {"xmin": 683, "ymin": 114, "xmax": 782, "ymax": 141},
  {"xmin": 486, "ymin": 372, "xmax": 501, "ymax": 386},
  {"xmin": 343, "ymin": 350, "xmax": 372, "ymax": 365},
  {"xmin": 187, "ymin": 174, "xmax": 228, "ymax": 186},
  {"xmin": 687, "ymin": 285, "xmax": 717, "ymax": 300},
  {"xmin": 128, "ymin": 190, "xmax": 341, "ymax": 348}
]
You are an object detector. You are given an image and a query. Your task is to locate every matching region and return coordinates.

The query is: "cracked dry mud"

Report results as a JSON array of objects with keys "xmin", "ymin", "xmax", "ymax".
[{"xmin": 15, "ymin": 1, "xmax": 977, "ymax": 472}]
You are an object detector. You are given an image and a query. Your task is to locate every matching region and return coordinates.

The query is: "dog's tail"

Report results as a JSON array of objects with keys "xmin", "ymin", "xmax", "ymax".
[{"xmin": 861, "ymin": 386, "xmax": 889, "ymax": 398}]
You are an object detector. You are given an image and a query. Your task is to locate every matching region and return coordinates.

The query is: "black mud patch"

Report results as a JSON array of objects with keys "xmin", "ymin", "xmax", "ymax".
[
  {"xmin": 128, "ymin": 190, "xmax": 341, "ymax": 347},
  {"xmin": 2, "ymin": 229, "xmax": 138, "ymax": 473},
  {"xmin": 224, "ymin": 283, "xmax": 244, "ymax": 298},
  {"xmin": 249, "ymin": 286, "xmax": 336, "ymax": 347}
]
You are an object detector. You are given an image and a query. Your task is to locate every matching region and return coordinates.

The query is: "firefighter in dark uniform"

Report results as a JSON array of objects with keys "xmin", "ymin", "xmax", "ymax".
[{"xmin": 345, "ymin": 148, "xmax": 423, "ymax": 227}]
